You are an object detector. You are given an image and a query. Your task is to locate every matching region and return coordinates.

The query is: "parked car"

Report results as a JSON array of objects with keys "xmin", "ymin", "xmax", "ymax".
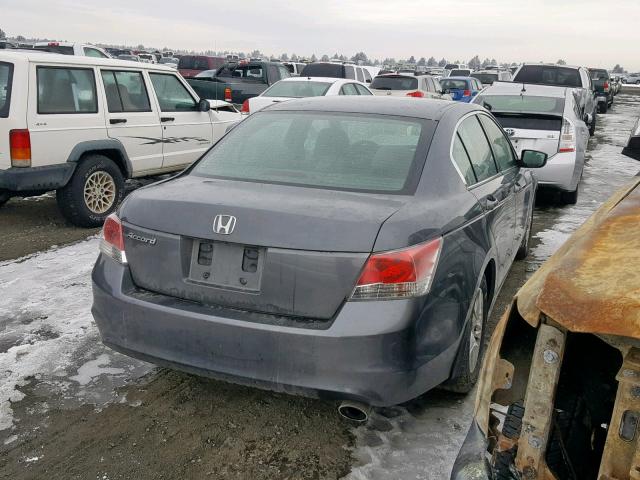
[
  {"xmin": 609, "ymin": 75, "xmax": 622, "ymax": 95},
  {"xmin": 0, "ymin": 50, "xmax": 241, "ymax": 225},
  {"xmin": 187, "ymin": 60, "xmax": 291, "ymax": 106},
  {"xmin": 440, "ymin": 77, "xmax": 483, "ymax": 102},
  {"xmin": 158, "ymin": 57, "xmax": 179, "ymax": 69},
  {"xmin": 449, "ymin": 68, "xmax": 472, "ymax": 77},
  {"xmin": 451, "ymin": 176, "xmax": 640, "ymax": 480},
  {"xmin": 589, "ymin": 68, "xmax": 613, "ymax": 113},
  {"xmin": 282, "ymin": 62, "xmax": 307, "ymax": 76},
  {"xmin": 369, "ymin": 74, "xmax": 452, "ymax": 100},
  {"xmin": 622, "ymin": 73, "xmax": 640, "ymax": 84},
  {"xmin": 513, "ymin": 63, "xmax": 597, "ymax": 135},
  {"xmin": 137, "ymin": 53, "xmax": 156, "ymax": 64},
  {"xmin": 300, "ymin": 61, "xmax": 373, "ymax": 84},
  {"xmin": 178, "ymin": 55, "xmax": 225, "ymax": 78},
  {"xmin": 474, "ymin": 82, "xmax": 588, "ymax": 204},
  {"xmin": 91, "ymin": 96, "xmax": 548, "ymax": 415},
  {"xmin": 117, "ymin": 54, "xmax": 140, "ymax": 62},
  {"xmin": 105, "ymin": 48, "xmax": 131, "ymax": 57},
  {"xmin": 33, "ymin": 41, "xmax": 110, "ymax": 58},
  {"xmin": 245, "ymin": 77, "xmax": 372, "ymax": 114},
  {"xmin": 470, "ymin": 69, "xmax": 512, "ymax": 87}
]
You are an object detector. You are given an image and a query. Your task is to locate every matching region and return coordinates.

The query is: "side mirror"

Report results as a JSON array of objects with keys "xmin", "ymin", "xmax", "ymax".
[
  {"xmin": 520, "ymin": 150, "xmax": 548, "ymax": 168},
  {"xmin": 198, "ymin": 98, "xmax": 210, "ymax": 112}
]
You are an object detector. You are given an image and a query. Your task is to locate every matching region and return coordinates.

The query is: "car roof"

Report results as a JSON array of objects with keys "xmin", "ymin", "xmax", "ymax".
[
  {"xmin": 480, "ymin": 81, "xmax": 568, "ymax": 98},
  {"xmin": 442, "ymin": 76, "xmax": 472, "ymax": 81},
  {"xmin": 261, "ymin": 95, "xmax": 481, "ymax": 120},
  {"xmin": 519, "ymin": 62, "xmax": 583, "ymax": 70},
  {"xmin": 0, "ymin": 50, "xmax": 176, "ymax": 71}
]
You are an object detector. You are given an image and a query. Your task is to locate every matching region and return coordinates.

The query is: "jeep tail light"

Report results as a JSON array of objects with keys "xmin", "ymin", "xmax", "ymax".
[
  {"xmin": 406, "ymin": 90, "xmax": 424, "ymax": 98},
  {"xmin": 463, "ymin": 89, "xmax": 472, "ymax": 97},
  {"xmin": 558, "ymin": 118, "xmax": 576, "ymax": 153},
  {"xmin": 224, "ymin": 87, "xmax": 232, "ymax": 102},
  {"xmin": 351, "ymin": 237, "xmax": 442, "ymax": 300},
  {"xmin": 604, "ymin": 81, "xmax": 609, "ymax": 92},
  {"xmin": 48, "ymin": 42, "xmax": 60, "ymax": 46},
  {"xmin": 241, "ymin": 99, "xmax": 250, "ymax": 113},
  {"xmin": 100, "ymin": 214, "xmax": 127, "ymax": 264},
  {"xmin": 10, "ymin": 129, "xmax": 31, "ymax": 167}
]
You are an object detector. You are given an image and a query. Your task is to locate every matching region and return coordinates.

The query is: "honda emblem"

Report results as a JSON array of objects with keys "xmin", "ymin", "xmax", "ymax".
[{"xmin": 213, "ymin": 215, "xmax": 237, "ymax": 235}]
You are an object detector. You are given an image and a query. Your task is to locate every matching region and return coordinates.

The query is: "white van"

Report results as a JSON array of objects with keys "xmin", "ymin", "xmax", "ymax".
[{"xmin": 0, "ymin": 51, "xmax": 240, "ymax": 226}]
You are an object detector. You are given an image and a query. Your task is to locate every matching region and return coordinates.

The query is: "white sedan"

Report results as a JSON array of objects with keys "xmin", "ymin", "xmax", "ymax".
[{"xmin": 243, "ymin": 77, "xmax": 373, "ymax": 114}]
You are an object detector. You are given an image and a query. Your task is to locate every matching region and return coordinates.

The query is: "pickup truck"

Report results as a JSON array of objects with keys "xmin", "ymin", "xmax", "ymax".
[
  {"xmin": 187, "ymin": 61, "xmax": 291, "ymax": 106},
  {"xmin": 589, "ymin": 68, "xmax": 613, "ymax": 113}
]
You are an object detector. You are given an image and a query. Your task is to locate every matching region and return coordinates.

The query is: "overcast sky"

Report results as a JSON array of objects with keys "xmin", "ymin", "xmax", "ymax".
[{"xmin": 2, "ymin": 0, "xmax": 638, "ymax": 70}]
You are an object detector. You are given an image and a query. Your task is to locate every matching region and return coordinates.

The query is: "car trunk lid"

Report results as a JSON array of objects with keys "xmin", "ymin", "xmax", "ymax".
[
  {"xmin": 493, "ymin": 113, "xmax": 562, "ymax": 158},
  {"xmin": 120, "ymin": 176, "xmax": 407, "ymax": 319}
]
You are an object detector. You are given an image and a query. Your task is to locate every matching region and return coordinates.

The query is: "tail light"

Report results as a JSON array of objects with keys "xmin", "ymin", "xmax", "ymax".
[
  {"xmin": 463, "ymin": 89, "xmax": 472, "ymax": 97},
  {"xmin": 10, "ymin": 129, "xmax": 31, "ymax": 167},
  {"xmin": 558, "ymin": 118, "xmax": 576, "ymax": 153},
  {"xmin": 224, "ymin": 87, "xmax": 232, "ymax": 102},
  {"xmin": 603, "ymin": 81, "xmax": 609, "ymax": 92},
  {"xmin": 406, "ymin": 91, "xmax": 424, "ymax": 98},
  {"xmin": 100, "ymin": 214, "xmax": 127, "ymax": 264},
  {"xmin": 351, "ymin": 237, "xmax": 442, "ymax": 300},
  {"xmin": 48, "ymin": 42, "xmax": 60, "ymax": 46},
  {"xmin": 241, "ymin": 99, "xmax": 250, "ymax": 113}
]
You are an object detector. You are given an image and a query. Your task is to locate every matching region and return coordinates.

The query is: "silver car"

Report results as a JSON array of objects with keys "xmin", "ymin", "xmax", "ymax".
[{"xmin": 474, "ymin": 82, "xmax": 588, "ymax": 204}]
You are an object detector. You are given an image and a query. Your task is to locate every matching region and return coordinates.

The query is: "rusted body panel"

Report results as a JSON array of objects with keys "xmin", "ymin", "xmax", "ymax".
[{"xmin": 456, "ymin": 179, "xmax": 640, "ymax": 480}]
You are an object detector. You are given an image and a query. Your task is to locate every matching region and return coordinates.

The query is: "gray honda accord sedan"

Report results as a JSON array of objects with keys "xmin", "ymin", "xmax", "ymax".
[{"xmin": 92, "ymin": 97, "xmax": 546, "ymax": 407}]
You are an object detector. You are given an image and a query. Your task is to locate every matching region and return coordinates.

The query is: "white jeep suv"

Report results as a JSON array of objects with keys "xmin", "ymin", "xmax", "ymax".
[{"xmin": 0, "ymin": 51, "xmax": 241, "ymax": 226}]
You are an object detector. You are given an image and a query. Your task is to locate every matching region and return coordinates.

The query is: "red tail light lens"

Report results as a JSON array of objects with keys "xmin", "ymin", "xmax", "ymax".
[
  {"xmin": 463, "ymin": 89, "xmax": 472, "ymax": 97},
  {"xmin": 558, "ymin": 118, "xmax": 576, "ymax": 153},
  {"xmin": 241, "ymin": 99, "xmax": 250, "ymax": 113},
  {"xmin": 603, "ymin": 81, "xmax": 609, "ymax": 92},
  {"xmin": 351, "ymin": 238, "xmax": 442, "ymax": 300},
  {"xmin": 406, "ymin": 90, "xmax": 424, "ymax": 98},
  {"xmin": 224, "ymin": 87, "xmax": 232, "ymax": 102},
  {"xmin": 100, "ymin": 214, "xmax": 127, "ymax": 264},
  {"xmin": 10, "ymin": 129, "xmax": 31, "ymax": 167}
]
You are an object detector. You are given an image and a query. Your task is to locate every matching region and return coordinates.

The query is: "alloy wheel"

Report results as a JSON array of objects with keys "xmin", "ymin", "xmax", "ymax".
[{"xmin": 84, "ymin": 171, "xmax": 116, "ymax": 214}]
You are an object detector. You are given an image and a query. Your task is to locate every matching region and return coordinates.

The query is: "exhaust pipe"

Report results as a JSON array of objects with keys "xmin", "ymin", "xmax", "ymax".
[{"xmin": 338, "ymin": 401, "xmax": 370, "ymax": 423}]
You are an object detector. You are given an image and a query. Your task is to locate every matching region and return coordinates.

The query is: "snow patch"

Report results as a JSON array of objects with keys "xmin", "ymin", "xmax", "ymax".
[{"xmin": 70, "ymin": 354, "xmax": 126, "ymax": 386}]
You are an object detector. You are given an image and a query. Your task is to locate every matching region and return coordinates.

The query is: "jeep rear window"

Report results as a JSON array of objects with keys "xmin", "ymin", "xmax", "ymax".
[
  {"xmin": 191, "ymin": 111, "xmax": 433, "ymax": 195},
  {"xmin": 37, "ymin": 67, "xmax": 98, "ymax": 114},
  {"xmin": 215, "ymin": 64, "xmax": 265, "ymax": 81},
  {"xmin": 370, "ymin": 76, "xmax": 418, "ymax": 90},
  {"xmin": 34, "ymin": 45, "xmax": 74, "ymax": 55},
  {"xmin": 514, "ymin": 66, "xmax": 581, "ymax": 88},
  {"xmin": 0, "ymin": 62, "xmax": 13, "ymax": 118},
  {"xmin": 590, "ymin": 69, "xmax": 609, "ymax": 80}
]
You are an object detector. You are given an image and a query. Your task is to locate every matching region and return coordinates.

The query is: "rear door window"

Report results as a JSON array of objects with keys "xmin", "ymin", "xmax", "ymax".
[
  {"xmin": 355, "ymin": 84, "xmax": 372, "ymax": 95},
  {"xmin": 457, "ymin": 115, "xmax": 498, "ymax": 182},
  {"xmin": 356, "ymin": 68, "xmax": 364, "ymax": 82},
  {"xmin": 101, "ymin": 70, "xmax": 151, "ymax": 112},
  {"xmin": 451, "ymin": 133, "xmax": 477, "ymax": 185},
  {"xmin": 149, "ymin": 73, "xmax": 197, "ymax": 111},
  {"xmin": 478, "ymin": 115, "xmax": 517, "ymax": 171},
  {"xmin": 363, "ymin": 69, "xmax": 372, "ymax": 83},
  {"xmin": 0, "ymin": 62, "xmax": 13, "ymax": 118},
  {"xmin": 340, "ymin": 83, "xmax": 359, "ymax": 95},
  {"xmin": 344, "ymin": 66, "xmax": 355, "ymax": 79},
  {"xmin": 37, "ymin": 67, "xmax": 98, "ymax": 114}
]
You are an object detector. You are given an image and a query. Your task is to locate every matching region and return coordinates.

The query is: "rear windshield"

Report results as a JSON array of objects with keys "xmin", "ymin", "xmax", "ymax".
[
  {"xmin": 370, "ymin": 76, "xmax": 418, "ymax": 90},
  {"xmin": 514, "ymin": 65, "xmax": 581, "ymax": 88},
  {"xmin": 440, "ymin": 79, "xmax": 468, "ymax": 90},
  {"xmin": 476, "ymin": 95, "xmax": 565, "ymax": 115},
  {"xmin": 590, "ymin": 69, "xmax": 609, "ymax": 80},
  {"xmin": 300, "ymin": 63, "xmax": 343, "ymax": 78},
  {"xmin": 450, "ymin": 69, "xmax": 471, "ymax": 77},
  {"xmin": 215, "ymin": 64, "xmax": 265, "ymax": 81},
  {"xmin": 493, "ymin": 114, "xmax": 563, "ymax": 131},
  {"xmin": 262, "ymin": 81, "xmax": 331, "ymax": 98},
  {"xmin": 471, "ymin": 73, "xmax": 498, "ymax": 85},
  {"xmin": 191, "ymin": 111, "xmax": 432, "ymax": 194},
  {"xmin": 445, "ymin": 64, "xmax": 459, "ymax": 70},
  {"xmin": 34, "ymin": 45, "xmax": 74, "ymax": 55},
  {"xmin": 0, "ymin": 62, "xmax": 13, "ymax": 117},
  {"xmin": 179, "ymin": 56, "xmax": 224, "ymax": 70}
]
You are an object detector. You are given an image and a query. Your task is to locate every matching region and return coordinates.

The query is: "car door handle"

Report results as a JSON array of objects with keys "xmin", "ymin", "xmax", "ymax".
[
  {"xmin": 161, "ymin": 117, "xmax": 175, "ymax": 122},
  {"xmin": 109, "ymin": 118, "xmax": 127, "ymax": 124}
]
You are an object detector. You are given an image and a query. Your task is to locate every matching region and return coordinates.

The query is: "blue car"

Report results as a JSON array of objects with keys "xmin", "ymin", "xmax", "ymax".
[{"xmin": 441, "ymin": 76, "xmax": 483, "ymax": 103}]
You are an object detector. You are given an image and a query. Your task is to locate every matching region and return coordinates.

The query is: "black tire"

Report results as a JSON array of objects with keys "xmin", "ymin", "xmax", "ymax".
[
  {"xmin": 515, "ymin": 204, "xmax": 534, "ymax": 260},
  {"xmin": 56, "ymin": 154, "xmax": 124, "ymax": 228},
  {"xmin": 560, "ymin": 188, "xmax": 578, "ymax": 205},
  {"xmin": 589, "ymin": 112, "xmax": 597, "ymax": 136},
  {"xmin": 441, "ymin": 277, "xmax": 489, "ymax": 393},
  {"xmin": 598, "ymin": 102, "xmax": 607, "ymax": 114}
]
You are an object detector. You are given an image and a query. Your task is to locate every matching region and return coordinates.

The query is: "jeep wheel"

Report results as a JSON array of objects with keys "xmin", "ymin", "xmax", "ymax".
[
  {"xmin": 441, "ymin": 277, "xmax": 489, "ymax": 393},
  {"xmin": 56, "ymin": 154, "xmax": 124, "ymax": 228}
]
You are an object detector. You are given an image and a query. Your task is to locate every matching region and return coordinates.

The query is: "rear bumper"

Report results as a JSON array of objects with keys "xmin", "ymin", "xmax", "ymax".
[
  {"xmin": 0, "ymin": 163, "xmax": 75, "ymax": 193},
  {"xmin": 531, "ymin": 151, "xmax": 582, "ymax": 192},
  {"xmin": 91, "ymin": 257, "xmax": 460, "ymax": 406}
]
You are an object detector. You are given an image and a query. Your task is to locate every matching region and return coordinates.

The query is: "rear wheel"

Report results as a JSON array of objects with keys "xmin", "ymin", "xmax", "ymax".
[
  {"xmin": 589, "ymin": 112, "xmax": 597, "ymax": 136},
  {"xmin": 515, "ymin": 205, "xmax": 534, "ymax": 260},
  {"xmin": 441, "ymin": 277, "xmax": 489, "ymax": 393},
  {"xmin": 56, "ymin": 154, "xmax": 124, "ymax": 228},
  {"xmin": 560, "ymin": 188, "xmax": 579, "ymax": 205}
]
